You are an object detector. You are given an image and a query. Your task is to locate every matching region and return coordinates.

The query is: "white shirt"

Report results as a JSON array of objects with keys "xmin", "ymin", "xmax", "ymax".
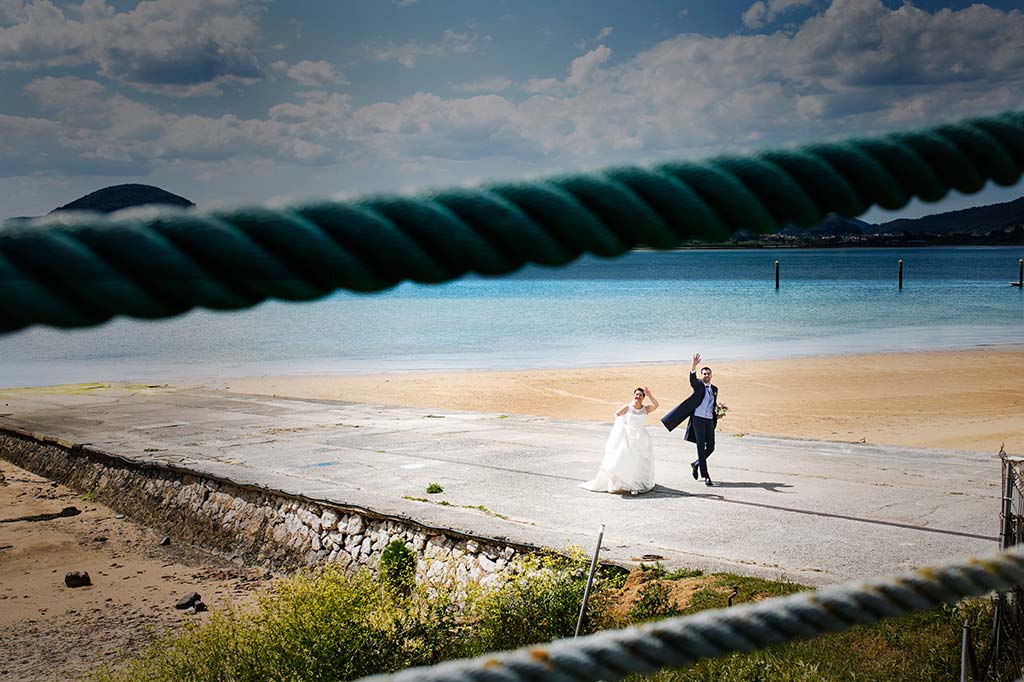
[{"xmin": 694, "ymin": 380, "xmax": 715, "ymax": 419}]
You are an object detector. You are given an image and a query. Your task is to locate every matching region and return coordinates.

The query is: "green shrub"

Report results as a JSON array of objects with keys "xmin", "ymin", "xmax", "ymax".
[
  {"xmin": 426, "ymin": 482, "xmax": 443, "ymax": 494},
  {"xmin": 467, "ymin": 551, "xmax": 594, "ymax": 653},
  {"xmin": 92, "ymin": 566, "xmax": 462, "ymax": 682},
  {"xmin": 628, "ymin": 580, "xmax": 680, "ymax": 622},
  {"xmin": 91, "ymin": 553, "xmax": 994, "ymax": 682},
  {"xmin": 639, "ymin": 561, "xmax": 667, "ymax": 578},
  {"xmin": 379, "ymin": 540, "xmax": 417, "ymax": 596}
]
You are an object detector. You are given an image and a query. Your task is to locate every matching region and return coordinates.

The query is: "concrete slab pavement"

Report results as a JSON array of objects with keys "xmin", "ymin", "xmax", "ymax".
[{"xmin": 0, "ymin": 385, "xmax": 1002, "ymax": 586}]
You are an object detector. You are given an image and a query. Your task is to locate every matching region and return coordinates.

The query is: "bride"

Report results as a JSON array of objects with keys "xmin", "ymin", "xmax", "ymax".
[{"xmin": 580, "ymin": 386, "xmax": 659, "ymax": 494}]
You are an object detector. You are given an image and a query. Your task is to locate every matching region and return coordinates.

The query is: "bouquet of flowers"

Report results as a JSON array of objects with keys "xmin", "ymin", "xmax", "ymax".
[{"xmin": 714, "ymin": 402, "xmax": 729, "ymax": 419}]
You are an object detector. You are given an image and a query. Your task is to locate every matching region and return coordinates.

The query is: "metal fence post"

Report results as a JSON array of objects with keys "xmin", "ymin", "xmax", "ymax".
[
  {"xmin": 575, "ymin": 524, "xmax": 605, "ymax": 638},
  {"xmin": 962, "ymin": 620, "xmax": 978, "ymax": 682}
]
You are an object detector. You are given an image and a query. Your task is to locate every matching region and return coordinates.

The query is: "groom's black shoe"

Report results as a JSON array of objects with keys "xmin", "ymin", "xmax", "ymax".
[
  {"xmin": 691, "ymin": 462, "xmax": 699, "ymax": 480},
  {"xmin": 704, "ymin": 478, "xmax": 714, "ymax": 487}
]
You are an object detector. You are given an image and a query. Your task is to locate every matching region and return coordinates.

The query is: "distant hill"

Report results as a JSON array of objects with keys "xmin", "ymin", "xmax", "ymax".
[
  {"xmin": 775, "ymin": 214, "xmax": 871, "ymax": 237},
  {"xmin": 877, "ymin": 196, "xmax": 1024, "ymax": 235},
  {"xmin": 50, "ymin": 184, "xmax": 194, "ymax": 214},
  {"xmin": 729, "ymin": 195, "xmax": 1024, "ymax": 246}
]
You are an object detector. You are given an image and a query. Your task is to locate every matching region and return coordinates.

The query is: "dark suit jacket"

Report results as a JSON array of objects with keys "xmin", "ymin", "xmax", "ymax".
[{"xmin": 660, "ymin": 371, "xmax": 718, "ymax": 441}]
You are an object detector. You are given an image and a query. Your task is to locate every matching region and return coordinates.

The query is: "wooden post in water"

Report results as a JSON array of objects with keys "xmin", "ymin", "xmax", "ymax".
[
  {"xmin": 898, "ymin": 259, "xmax": 903, "ymax": 290},
  {"xmin": 1015, "ymin": 258, "xmax": 1023, "ymax": 287},
  {"xmin": 774, "ymin": 260, "xmax": 779, "ymax": 289}
]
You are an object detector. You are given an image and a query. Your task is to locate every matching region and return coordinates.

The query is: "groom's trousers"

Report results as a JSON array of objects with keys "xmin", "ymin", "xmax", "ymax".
[{"xmin": 691, "ymin": 415, "xmax": 715, "ymax": 479}]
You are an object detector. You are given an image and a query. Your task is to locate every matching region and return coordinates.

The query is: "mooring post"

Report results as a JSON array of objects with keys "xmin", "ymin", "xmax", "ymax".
[
  {"xmin": 1016, "ymin": 258, "xmax": 1023, "ymax": 287},
  {"xmin": 774, "ymin": 260, "xmax": 779, "ymax": 289},
  {"xmin": 898, "ymin": 259, "xmax": 903, "ymax": 290},
  {"xmin": 575, "ymin": 523, "xmax": 605, "ymax": 637}
]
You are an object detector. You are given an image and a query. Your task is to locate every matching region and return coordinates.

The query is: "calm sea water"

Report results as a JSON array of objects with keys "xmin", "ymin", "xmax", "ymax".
[{"xmin": 1, "ymin": 246, "xmax": 1022, "ymax": 387}]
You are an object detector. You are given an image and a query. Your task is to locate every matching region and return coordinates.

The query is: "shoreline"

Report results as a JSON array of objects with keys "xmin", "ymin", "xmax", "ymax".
[{"xmin": 204, "ymin": 347, "xmax": 1024, "ymax": 454}]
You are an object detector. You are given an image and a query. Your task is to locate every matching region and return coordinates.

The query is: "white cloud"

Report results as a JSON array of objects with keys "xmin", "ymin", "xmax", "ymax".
[
  {"xmin": 0, "ymin": 0, "xmax": 27, "ymax": 23},
  {"xmin": 0, "ymin": 0, "xmax": 94, "ymax": 69},
  {"xmin": 576, "ymin": 26, "xmax": 614, "ymax": 51},
  {"xmin": 369, "ymin": 29, "xmax": 476, "ymax": 68},
  {"xmin": 451, "ymin": 77, "xmax": 512, "ymax": 93},
  {"xmin": 742, "ymin": 2, "xmax": 768, "ymax": 29},
  {"xmin": 743, "ymin": 0, "xmax": 816, "ymax": 29},
  {"xmin": 6, "ymin": 0, "xmax": 1024, "ymax": 186},
  {"xmin": 23, "ymin": 74, "xmax": 105, "ymax": 105},
  {"xmin": 521, "ymin": 44, "xmax": 612, "ymax": 95},
  {"xmin": 14, "ymin": 75, "xmax": 350, "ymax": 172},
  {"xmin": 272, "ymin": 59, "xmax": 346, "ymax": 87},
  {"xmin": 345, "ymin": 0, "xmax": 1024, "ymax": 165},
  {"xmin": 0, "ymin": 0, "xmax": 263, "ymax": 96},
  {"xmin": 567, "ymin": 45, "xmax": 611, "ymax": 87}
]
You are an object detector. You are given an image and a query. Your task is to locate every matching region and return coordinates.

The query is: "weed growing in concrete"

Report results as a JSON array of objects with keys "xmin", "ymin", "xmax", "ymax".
[{"xmin": 426, "ymin": 482, "xmax": 443, "ymax": 494}]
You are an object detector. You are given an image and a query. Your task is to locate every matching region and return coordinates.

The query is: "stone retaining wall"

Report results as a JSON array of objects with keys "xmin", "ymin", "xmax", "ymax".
[{"xmin": 0, "ymin": 428, "xmax": 527, "ymax": 585}]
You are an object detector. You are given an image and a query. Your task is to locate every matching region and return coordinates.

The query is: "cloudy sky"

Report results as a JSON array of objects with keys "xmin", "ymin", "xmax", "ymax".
[{"xmin": 2, "ymin": 0, "xmax": 1023, "ymax": 221}]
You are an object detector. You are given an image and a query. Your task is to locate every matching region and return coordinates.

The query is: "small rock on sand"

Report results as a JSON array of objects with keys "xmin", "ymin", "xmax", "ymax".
[{"xmin": 64, "ymin": 571, "xmax": 92, "ymax": 588}]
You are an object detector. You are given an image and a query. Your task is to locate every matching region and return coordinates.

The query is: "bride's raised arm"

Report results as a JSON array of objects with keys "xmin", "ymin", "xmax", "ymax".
[{"xmin": 643, "ymin": 386, "xmax": 659, "ymax": 413}]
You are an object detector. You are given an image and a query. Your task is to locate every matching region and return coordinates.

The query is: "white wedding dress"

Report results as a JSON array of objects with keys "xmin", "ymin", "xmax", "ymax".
[{"xmin": 579, "ymin": 405, "xmax": 655, "ymax": 494}]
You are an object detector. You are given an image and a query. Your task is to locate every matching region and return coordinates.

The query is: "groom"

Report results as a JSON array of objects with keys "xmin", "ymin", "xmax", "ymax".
[{"xmin": 660, "ymin": 353, "xmax": 720, "ymax": 487}]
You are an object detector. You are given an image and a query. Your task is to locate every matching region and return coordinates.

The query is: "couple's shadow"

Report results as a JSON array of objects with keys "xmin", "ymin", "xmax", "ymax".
[{"xmin": 620, "ymin": 480, "xmax": 792, "ymax": 499}]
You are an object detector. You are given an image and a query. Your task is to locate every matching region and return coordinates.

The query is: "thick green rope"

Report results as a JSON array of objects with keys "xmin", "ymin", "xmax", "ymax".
[{"xmin": 2, "ymin": 111, "xmax": 1023, "ymax": 334}]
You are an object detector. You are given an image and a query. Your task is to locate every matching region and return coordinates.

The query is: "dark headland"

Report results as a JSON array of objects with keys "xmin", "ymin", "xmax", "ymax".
[{"xmin": 50, "ymin": 184, "xmax": 194, "ymax": 214}]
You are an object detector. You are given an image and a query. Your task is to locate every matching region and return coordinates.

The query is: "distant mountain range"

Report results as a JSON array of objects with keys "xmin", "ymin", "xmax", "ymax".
[
  {"xmin": 735, "ymin": 195, "xmax": 1024, "ymax": 246},
  {"xmin": 876, "ymin": 196, "xmax": 1024, "ymax": 235},
  {"xmin": 4, "ymin": 183, "xmax": 1022, "ymax": 247}
]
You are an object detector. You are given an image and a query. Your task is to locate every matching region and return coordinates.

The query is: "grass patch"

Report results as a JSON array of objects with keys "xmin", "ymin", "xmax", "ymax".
[
  {"xmin": 92, "ymin": 555, "xmax": 997, "ymax": 682},
  {"xmin": 664, "ymin": 567, "xmax": 703, "ymax": 580},
  {"xmin": 637, "ymin": 562, "xmax": 702, "ymax": 580},
  {"xmin": 459, "ymin": 504, "xmax": 509, "ymax": 520},
  {"xmin": 93, "ymin": 552, "xmax": 601, "ymax": 682},
  {"xmin": 426, "ymin": 483, "xmax": 443, "ymax": 494},
  {"xmin": 654, "ymin": 599, "xmax": 995, "ymax": 682}
]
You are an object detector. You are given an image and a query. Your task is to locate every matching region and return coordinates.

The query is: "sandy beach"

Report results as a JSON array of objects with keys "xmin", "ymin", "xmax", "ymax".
[
  {"xmin": 2, "ymin": 347, "xmax": 1020, "ymax": 679},
  {"xmin": 214, "ymin": 348, "xmax": 1024, "ymax": 454},
  {"xmin": 0, "ymin": 462, "xmax": 272, "ymax": 682}
]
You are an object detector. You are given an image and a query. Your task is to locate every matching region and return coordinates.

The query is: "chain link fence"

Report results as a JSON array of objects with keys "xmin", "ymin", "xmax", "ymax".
[{"xmin": 996, "ymin": 448, "xmax": 1024, "ymax": 679}]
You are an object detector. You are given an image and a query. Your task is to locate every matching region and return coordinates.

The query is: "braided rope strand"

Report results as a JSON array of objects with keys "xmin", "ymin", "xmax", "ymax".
[
  {"xmin": 2, "ymin": 111, "xmax": 1023, "ymax": 334},
  {"xmin": 359, "ymin": 546, "xmax": 1024, "ymax": 682}
]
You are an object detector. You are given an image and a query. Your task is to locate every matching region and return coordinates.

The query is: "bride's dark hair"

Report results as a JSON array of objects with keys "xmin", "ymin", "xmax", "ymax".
[{"xmin": 634, "ymin": 387, "xmax": 645, "ymax": 396}]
